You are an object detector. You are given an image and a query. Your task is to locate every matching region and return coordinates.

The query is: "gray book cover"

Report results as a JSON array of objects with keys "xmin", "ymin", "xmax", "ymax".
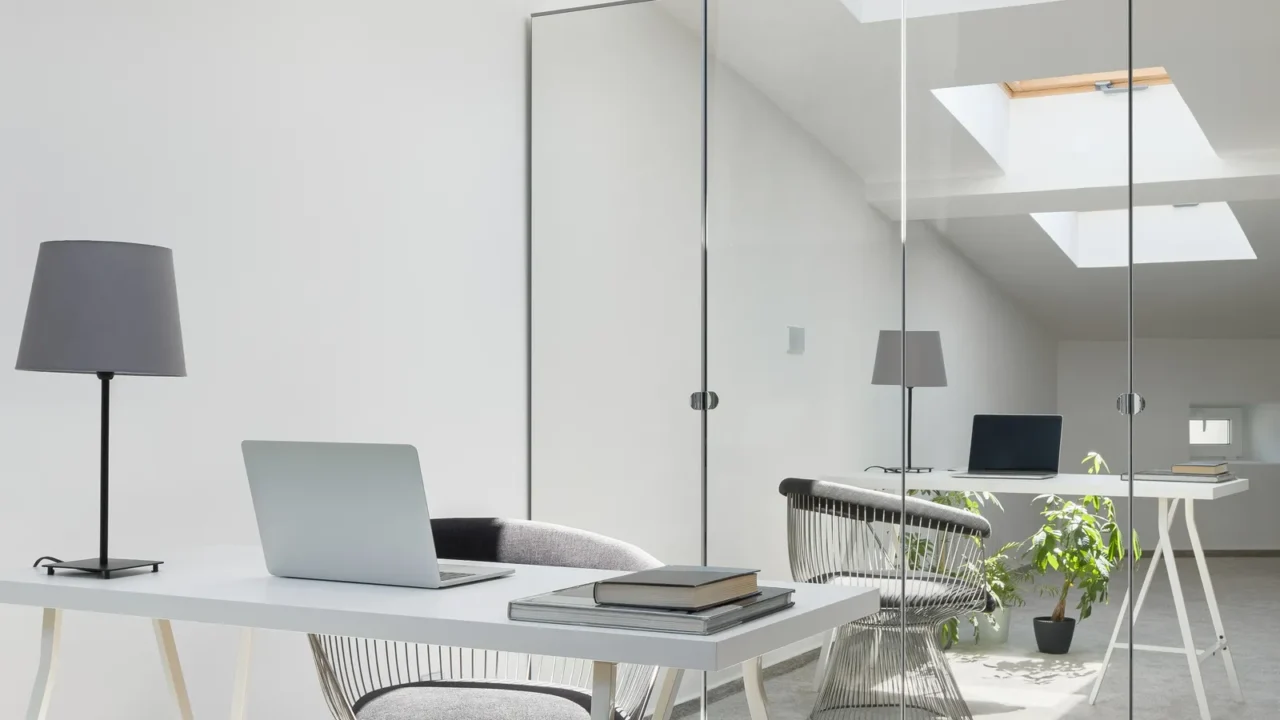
[{"xmin": 509, "ymin": 584, "xmax": 794, "ymax": 635}]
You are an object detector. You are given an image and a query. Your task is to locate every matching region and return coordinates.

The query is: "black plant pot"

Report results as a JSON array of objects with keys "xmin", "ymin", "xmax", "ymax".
[{"xmin": 1033, "ymin": 616, "xmax": 1076, "ymax": 654}]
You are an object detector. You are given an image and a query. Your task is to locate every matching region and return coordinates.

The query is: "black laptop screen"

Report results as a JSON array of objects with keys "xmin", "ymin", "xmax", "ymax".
[{"xmin": 967, "ymin": 414, "xmax": 1062, "ymax": 473}]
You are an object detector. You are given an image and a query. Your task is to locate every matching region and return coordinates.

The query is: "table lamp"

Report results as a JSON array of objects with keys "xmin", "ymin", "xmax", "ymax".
[
  {"xmin": 16, "ymin": 241, "xmax": 186, "ymax": 578},
  {"xmin": 871, "ymin": 330, "xmax": 947, "ymax": 473}
]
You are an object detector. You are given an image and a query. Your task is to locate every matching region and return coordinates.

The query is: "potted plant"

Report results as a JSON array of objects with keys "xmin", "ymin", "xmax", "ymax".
[
  {"xmin": 911, "ymin": 491, "xmax": 1030, "ymax": 648},
  {"xmin": 972, "ymin": 542, "xmax": 1031, "ymax": 644},
  {"xmin": 939, "ymin": 541, "xmax": 1030, "ymax": 646},
  {"xmin": 1024, "ymin": 482, "xmax": 1136, "ymax": 654}
]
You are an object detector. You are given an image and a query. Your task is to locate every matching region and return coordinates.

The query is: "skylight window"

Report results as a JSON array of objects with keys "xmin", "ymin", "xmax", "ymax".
[
  {"xmin": 1031, "ymin": 203, "xmax": 1256, "ymax": 269},
  {"xmin": 1002, "ymin": 67, "xmax": 1171, "ymax": 99},
  {"xmin": 932, "ymin": 67, "xmax": 1217, "ymax": 179}
]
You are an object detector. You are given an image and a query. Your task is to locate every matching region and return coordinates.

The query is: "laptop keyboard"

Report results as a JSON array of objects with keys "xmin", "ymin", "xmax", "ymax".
[{"xmin": 439, "ymin": 571, "xmax": 474, "ymax": 582}]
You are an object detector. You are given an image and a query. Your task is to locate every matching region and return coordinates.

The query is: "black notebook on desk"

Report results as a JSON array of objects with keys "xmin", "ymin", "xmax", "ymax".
[{"xmin": 594, "ymin": 566, "xmax": 758, "ymax": 610}]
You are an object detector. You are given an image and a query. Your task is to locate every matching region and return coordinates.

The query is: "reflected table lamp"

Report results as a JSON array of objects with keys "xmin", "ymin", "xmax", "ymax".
[
  {"xmin": 872, "ymin": 330, "xmax": 947, "ymax": 473},
  {"xmin": 16, "ymin": 240, "xmax": 186, "ymax": 578}
]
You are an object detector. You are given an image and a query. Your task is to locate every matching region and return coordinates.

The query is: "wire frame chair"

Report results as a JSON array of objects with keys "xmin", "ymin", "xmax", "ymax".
[
  {"xmin": 779, "ymin": 478, "xmax": 992, "ymax": 720},
  {"xmin": 307, "ymin": 518, "xmax": 662, "ymax": 720}
]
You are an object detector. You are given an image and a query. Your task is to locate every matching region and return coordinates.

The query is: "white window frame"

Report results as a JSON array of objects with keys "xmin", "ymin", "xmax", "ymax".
[{"xmin": 1189, "ymin": 407, "xmax": 1244, "ymax": 460}]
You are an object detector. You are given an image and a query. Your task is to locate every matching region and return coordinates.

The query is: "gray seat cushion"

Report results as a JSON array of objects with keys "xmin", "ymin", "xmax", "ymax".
[
  {"xmin": 355, "ymin": 681, "xmax": 622, "ymax": 720},
  {"xmin": 807, "ymin": 572, "xmax": 992, "ymax": 613}
]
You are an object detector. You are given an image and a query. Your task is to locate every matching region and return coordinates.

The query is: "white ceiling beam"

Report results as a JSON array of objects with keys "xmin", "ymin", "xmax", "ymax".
[{"xmin": 867, "ymin": 157, "xmax": 1280, "ymax": 220}]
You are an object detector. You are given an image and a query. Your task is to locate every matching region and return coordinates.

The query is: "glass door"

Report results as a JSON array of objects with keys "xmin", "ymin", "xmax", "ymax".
[
  {"xmin": 1130, "ymin": 1, "xmax": 1262, "ymax": 717},
  {"xmin": 901, "ymin": 1, "xmax": 1137, "ymax": 718},
  {"xmin": 704, "ymin": 0, "xmax": 905, "ymax": 716}
]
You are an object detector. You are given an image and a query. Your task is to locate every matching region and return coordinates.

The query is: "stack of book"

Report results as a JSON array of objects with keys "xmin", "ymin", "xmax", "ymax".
[
  {"xmin": 1128, "ymin": 461, "xmax": 1236, "ymax": 483},
  {"xmin": 508, "ymin": 566, "xmax": 794, "ymax": 635}
]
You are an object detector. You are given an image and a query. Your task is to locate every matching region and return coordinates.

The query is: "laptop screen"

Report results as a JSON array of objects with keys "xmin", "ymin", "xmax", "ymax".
[{"xmin": 968, "ymin": 414, "xmax": 1062, "ymax": 473}]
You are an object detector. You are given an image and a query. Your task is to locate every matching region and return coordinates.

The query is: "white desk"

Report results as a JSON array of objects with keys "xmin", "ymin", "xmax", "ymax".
[
  {"xmin": 822, "ymin": 471, "xmax": 1248, "ymax": 720},
  {"xmin": 0, "ymin": 545, "xmax": 878, "ymax": 720}
]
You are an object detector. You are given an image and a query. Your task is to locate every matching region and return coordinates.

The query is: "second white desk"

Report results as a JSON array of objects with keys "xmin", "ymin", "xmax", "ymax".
[{"xmin": 821, "ymin": 471, "xmax": 1247, "ymax": 720}]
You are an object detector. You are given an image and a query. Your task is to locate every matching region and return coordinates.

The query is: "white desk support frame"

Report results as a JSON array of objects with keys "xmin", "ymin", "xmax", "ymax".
[
  {"xmin": 1089, "ymin": 497, "xmax": 1243, "ymax": 719},
  {"xmin": 4, "ymin": 546, "xmax": 876, "ymax": 720},
  {"xmin": 26, "ymin": 610, "xmax": 195, "ymax": 720},
  {"xmin": 821, "ymin": 472, "xmax": 1248, "ymax": 720}
]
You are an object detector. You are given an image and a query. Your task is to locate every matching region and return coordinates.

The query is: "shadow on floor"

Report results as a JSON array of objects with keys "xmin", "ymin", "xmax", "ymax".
[{"xmin": 951, "ymin": 652, "xmax": 1095, "ymax": 686}]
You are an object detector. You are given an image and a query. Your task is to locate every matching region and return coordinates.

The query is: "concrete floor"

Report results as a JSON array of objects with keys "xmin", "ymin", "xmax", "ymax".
[{"xmin": 699, "ymin": 557, "xmax": 1279, "ymax": 720}]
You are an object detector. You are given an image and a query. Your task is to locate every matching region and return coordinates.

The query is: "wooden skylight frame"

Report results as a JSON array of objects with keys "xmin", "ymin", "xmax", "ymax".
[{"xmin": 1001, "ymin": 67, "xmax": 1171, "ymax": 98}]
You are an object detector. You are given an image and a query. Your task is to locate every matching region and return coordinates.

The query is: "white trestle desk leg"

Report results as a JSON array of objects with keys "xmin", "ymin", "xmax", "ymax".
[
  {"xmin": 590, "ymin": 661, "xmax": 617, "ymax": 720},
  {"xmin": 744, "ymin": 656, "xmax": 770, "ymax": 720},
  {"xmin": 153, "ymin": 619, "xmax": 196, "ymax": 720},
  {"xmin": 26, "ymin": 608, "xmax": 62, "ymax": 720},
  {"xmin": 1186, "ymin": 500, "xmax": 1244, "ymax": 702},
  {"xmin": 1160, "ymin": 499, "xmax": 1212, "ymax": 720},
  {"xmin": 651, "ymin": 667, "xmax": 684, "ymax": 720},
  {"xmin": 230, "ymin": 627, "xmax": 254, "ymax": 720},
  {"xmin": 1090, "ymin": 498, "xmax": 1177, "ymax": 704},
  {"xmin": 812, "ymin": 629, "xmax": 834, "ymax": 690}
]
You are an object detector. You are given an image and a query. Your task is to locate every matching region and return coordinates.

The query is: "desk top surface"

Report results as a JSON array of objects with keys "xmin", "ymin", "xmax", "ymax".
[
  {"xmin": 821, "ymin": 471, "xmax": 1249, "ymax": 500},
  {"xmin": 0, "ymin": 546, "xmax": 876, "ymax": 671}
]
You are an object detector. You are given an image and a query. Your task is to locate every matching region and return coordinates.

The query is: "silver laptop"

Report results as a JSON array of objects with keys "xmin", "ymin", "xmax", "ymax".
[
  {"xmin": 952, "ymin": 414, "xmax": 1063, "ymax": 480},
  {"xmin": 242, "ymin": 441, "xmax": 513, "ymax": 588}
]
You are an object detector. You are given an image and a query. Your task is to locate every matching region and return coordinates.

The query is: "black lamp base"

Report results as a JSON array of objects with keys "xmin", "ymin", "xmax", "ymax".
[
  {"xmin": 42, "ymin": 558, "xmax": 162, "ymax": 579},
  {"xmin": 879, "ymin": 466, "xmax": 934, "ymax": 474}
]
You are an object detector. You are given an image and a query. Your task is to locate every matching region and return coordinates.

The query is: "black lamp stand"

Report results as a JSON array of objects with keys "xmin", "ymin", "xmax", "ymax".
[
  {"xmin": 42, "ymin": 373, "xmax": 163, "ymax": 578},
  {"xmin": 878, "ymin": 386, "xmax": 933, "ymax": 474}
]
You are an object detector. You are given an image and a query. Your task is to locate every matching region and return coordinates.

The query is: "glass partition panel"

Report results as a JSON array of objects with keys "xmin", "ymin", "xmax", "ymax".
[
  {"xmin": 704, "ymin": 0, "xmax": 904, "ymax": 716},
  {"xmin": 904, "ymin": 1, "xmax": 1134, "ymax": 718},
  {"xmin": 530, "ymin": 1, "xmax": 704, "ymax": 568},
  {"xmin": 1131, "ymin": 1, "xmax": 1263, "ymax": 717}
]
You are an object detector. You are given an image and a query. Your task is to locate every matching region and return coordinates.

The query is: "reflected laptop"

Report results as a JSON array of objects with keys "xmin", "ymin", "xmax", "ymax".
[
  {"xmin": 242, "ymin": 441, "xmax": 513, "ymax": 589},
  {"xmin": 952, "ymin": 414, "xmax": 1062, "ymax": 480}
]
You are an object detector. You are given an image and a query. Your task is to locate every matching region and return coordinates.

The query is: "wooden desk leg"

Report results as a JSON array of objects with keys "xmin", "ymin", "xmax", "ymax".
[
  {"xmin": 651, "ymin": 667, "xmax": 684, "ymax": 720},
  {"xmin": 1186, "ymin": 500, "xmax": 1244, "ymax": 702},
  {"xmin": 153, "ymin": 619, "xmax": 195, "ymax": 720},
  {"xmin": 25, "ymin": 608, "xmax": 61, "ymax": 720},
  {"xmin": 230, "ymin": 627, "xmax": 254, "ymax": 720},
  {"xmin": 590, "ymin": 661, "xmax": 617, "ymax": 720},
  {"xmin": 744, "ymin": 656, "xmax": 769, "ymax": 720}
]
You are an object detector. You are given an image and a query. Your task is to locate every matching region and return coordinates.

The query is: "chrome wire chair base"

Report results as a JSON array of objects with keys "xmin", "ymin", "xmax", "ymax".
[
  {"xmin": 810, "ymin": 619, "xmax": 973, "ymax": 720},
  {"xmin": 780, "ymin": 480, "xmax": 992, "ymax": 720}
]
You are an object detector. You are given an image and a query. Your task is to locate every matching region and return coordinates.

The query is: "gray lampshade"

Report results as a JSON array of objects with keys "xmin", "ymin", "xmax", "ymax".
[
  {"xmin": 16, "ymin": 241, "xmax": 186, "ymax": 377},
  {"xmin": 871, "ymin": 330, "xmax": 947, "ymax": 388}
]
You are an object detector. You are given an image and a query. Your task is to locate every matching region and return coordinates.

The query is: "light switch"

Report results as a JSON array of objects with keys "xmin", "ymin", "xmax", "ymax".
[{"xmin": 787, "ymin": 326, "xmax": 805, "ymax": 355}]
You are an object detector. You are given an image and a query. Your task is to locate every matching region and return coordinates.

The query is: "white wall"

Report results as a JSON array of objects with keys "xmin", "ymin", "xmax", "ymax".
[
  {"xmin": 0, "ymin": 2, "xmax": 529, "ymax": 718},
  {"xmin": 1058, "ymin": 339, "xmax": 1280, "ymax": 551}
]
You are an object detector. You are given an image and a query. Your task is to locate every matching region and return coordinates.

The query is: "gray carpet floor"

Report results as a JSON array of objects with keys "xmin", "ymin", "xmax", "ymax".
[{"xmin": 695, "ymin": 557, "xmax": 1278, "ymax": 720}]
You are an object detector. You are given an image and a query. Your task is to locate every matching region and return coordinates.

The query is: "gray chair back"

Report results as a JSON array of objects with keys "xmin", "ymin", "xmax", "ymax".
[
  {"xmin": 778, "ymin": 478, "xmax": 989, "ymax": 618},
  {"xmin": 432, "ymin": 517, "xmax": 662, "ymax": 571}
]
